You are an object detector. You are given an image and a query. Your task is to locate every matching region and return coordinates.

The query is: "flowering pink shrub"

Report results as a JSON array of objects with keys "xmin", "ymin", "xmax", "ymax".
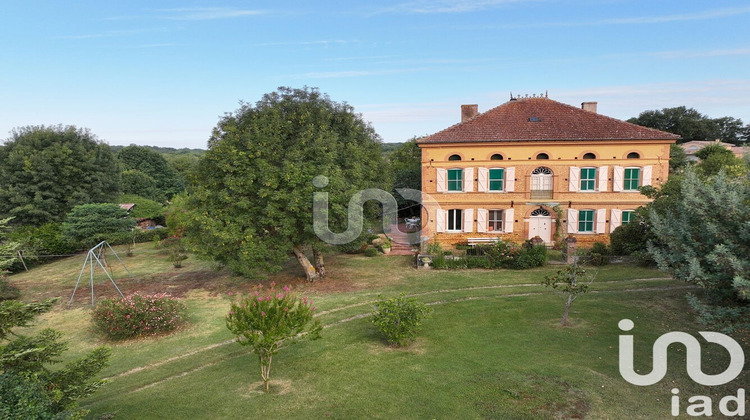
[
  {"xmin": 226, "ymin": 282, "xmax": 321, "ymax": 392},
  {"xmin": 92, "ymin": 293, "xmax": 187, "ymax": 340}
]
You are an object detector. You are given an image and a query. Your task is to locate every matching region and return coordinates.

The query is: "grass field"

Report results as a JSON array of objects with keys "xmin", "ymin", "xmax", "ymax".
[{"xmin": 8, "ymin": 243, "xmax": 749, "ymax": 419}]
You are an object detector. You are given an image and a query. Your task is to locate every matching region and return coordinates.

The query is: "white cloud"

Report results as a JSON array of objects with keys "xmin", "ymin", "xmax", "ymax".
[
  {"xmin": 155, "ymin": 7, "xmax": 266, "ymax": 20},
  {"xmin": 603, "ymin": 6, "xmax": 750, "ymax": 24},
  {"xmin": 252, "ymin": 40, "xmax": 357, "ymax": 47},
  {"xmin": 56, "ymin": 28, "xmax": 165, "ymax": 40},
  {"xmin": 650, "ymin": 48, "xmax": 750, "ymax": 59},
  {"xmin": 377, "ymin": 0, "xmax": 536, "ymax": 14},
  {"xmin": 285, "ymin": 68, "xmax": 427, "ymax": 79}
]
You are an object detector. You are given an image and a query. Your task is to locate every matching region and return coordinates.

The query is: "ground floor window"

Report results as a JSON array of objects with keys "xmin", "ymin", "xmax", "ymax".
[
  {"xmin": 447, "ymin": 209, "xmax": 462, "ymax": 231},
  {"xmin": 578, "ymin": 210, "xmax": 594, "ymax": 232},
  {"xmin": 622, "ymin": 210, "xmax": 635, "ymax": 225},
  {"xmin": 488, "ymin": 210, "xmax": 503, "ymax": 231}
]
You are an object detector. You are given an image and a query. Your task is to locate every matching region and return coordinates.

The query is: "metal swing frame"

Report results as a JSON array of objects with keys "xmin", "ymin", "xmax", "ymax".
[{"xmin": 67, "ymin": 241, "xmax": 135, "ymax": 308}]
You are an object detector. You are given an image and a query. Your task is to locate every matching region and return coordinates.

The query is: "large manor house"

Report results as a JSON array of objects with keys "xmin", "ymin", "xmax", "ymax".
[{"xmin": 417, "ymin": 94, "xmax": 679, "ymax": 247}]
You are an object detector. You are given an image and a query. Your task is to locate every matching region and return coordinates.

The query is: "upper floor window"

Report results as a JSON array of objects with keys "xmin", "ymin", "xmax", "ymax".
[
  {"xmin": 627, "ymin": 152, "xmax": 640, "ymax": 159},
  {"xmin": 447, "ymin": 168, "xmax": 463, "ymax": 191},
  {"xmin": 490, "ymin": 154, "xmax": 504, "ymax": 160},
  {"xmin": 530, "ymin": 167, "xmax": 553, "ymax": 199},
  {"xmin": 448, "ymin": 154, "xmax": 462, "ymax": 161},
  {"xmin": 447, "ymin": 209, "xmax": 463, "ymax": 231},
  {"xmin": 489, "ymin": 168, "xmax": 505, "ymax": 191},
  {"xmin": 583, "ymin": 153, "xmax": 596, "ymax": 159},
  {"xmin": 578, "ymin": 210, "xmax": 594, "ymax": 233},
  {"xmin": 580, "ymin": 167, "xmax": 596, "ymax": 191},
  {"xmin": 624, "ymin": 168, "xmax": 641, "ymax": 190},
  {"xmin": 622, "ymin": 210, "xmax": 636, "ymax": 225},
  {"xmin": 536, "ymin": 153, "xmax": 549, "ymax": 160}
]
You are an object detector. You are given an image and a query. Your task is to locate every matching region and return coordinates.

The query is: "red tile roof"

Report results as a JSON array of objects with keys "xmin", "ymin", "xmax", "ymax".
[{"xmin": 418, "ymin": 97, "xmax": 681, "ymax": 144}]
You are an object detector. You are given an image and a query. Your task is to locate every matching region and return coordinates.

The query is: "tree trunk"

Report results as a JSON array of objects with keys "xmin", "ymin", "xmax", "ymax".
[
  {"xmin": 313, "ymin": 248, "xmax": 326, "ymax": 278},
  {"xmin": 293, "ymin": 245, "xmax": 320, "ymax": 282},
  {"xmin": 561, "ymin": 293, "xmax": 573, "ymax": 326}
]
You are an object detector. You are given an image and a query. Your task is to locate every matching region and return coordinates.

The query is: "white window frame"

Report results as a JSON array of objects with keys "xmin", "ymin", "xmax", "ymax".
[
  {"xmin": 447, "ymin": 168, "xmax": 464, "ymax": 192},
  {"xmin": 623, "ymin": 167, "xmax": 641, "ymax": 191},
  {"xmin": 488, "ymin": 209, "xmax": 503, "ymax": 232},
  {"xmin": 447, "ymin": 209, "xmax": 463, "ymax": 232},
  {"xmin": 578, "ymin": 209, "xmax": 595, "ymax": 233},
  {"xmin": 622, "ymin": 210, "xmax": 636, "ymax": 225},
  {"xmin": 580, "ymin": 167, "xmax": 597, "ymax": 191},
  {"xmin": 488, "ymin": 168, "xmax": 505, "ymax": 192}
]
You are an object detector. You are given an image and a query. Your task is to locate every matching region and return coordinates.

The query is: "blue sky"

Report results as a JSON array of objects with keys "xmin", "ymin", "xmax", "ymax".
[{"xmin": 2, "ymin": 1, "xmax": 749, "ymax": 149}]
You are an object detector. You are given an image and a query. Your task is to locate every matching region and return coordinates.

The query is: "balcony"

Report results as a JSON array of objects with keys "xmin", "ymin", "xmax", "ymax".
[{"xmin": 530, "ymin": 189, "xmax": 553, "ymax": 200}]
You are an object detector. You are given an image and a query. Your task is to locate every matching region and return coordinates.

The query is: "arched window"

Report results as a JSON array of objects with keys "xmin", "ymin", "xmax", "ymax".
[
  {"xmin": 490, "ymin": 154, "xmax": 504, "ymax": 160},
  {"xmin": 530, "ymin": 208, "xmax": 550, "ymax": 217},
  {"xmin": 536, "ymin": 153, "xmax": 549, "ymax": 160},
  {"xmin": 531, "ymin": 167, "xmax": 553, "ymax": 175},
  {"xmin": 448, "ymin": 154, "xmax": 462, "ymax": 161},
  {"xmin": 583, "ymin": 153, "xmax": 596, "ymax": 159},
  {"xmin": 530, "ymin": 167, "xmax": 553, "ymax": 199},
  {"xmin": 627, "ymin": 152, "xmax": 640, "ymax": 159}
]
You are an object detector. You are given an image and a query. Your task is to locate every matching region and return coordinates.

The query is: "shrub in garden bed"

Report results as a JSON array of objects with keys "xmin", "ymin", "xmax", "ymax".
[
  {"xmin": 434, "ymin": 239, "xmax": 547, "ymax": 270},
  {"xmin": 364, "ymin": 247, "xmax": 379, "ymax": 257},
  {"xmin": 371, "ymin": 294, "xmax": 431, "ymax": 346},
  {"xmin": 92, "ymin": 293, "xmax": 187, "ymax": 340}
]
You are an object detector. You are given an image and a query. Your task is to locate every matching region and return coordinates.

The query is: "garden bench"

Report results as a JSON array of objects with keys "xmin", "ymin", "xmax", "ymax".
[{"xmin": 466, "ymin": 237, "xmax": 500, "ymax": 246}]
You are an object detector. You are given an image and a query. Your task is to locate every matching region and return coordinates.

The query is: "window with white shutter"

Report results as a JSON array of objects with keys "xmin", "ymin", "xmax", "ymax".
[
  {"xmin": 477, "ymin": 168, "xmax": 488, "ymax": 192},
  {"xmin": 464, "ymin": 167, "xmax": 474, "ymax": 192},
  {"xmin": 598, "ymin": 166, "xmax": 609, "ymax": 192},
  {"xmin": 610, "ymin": 209, "xmax": 622, "ymax": 233},
  {"xmin": 569, "ymin": 167, "xmax": 580, "ymax": 192},
  {"xmin": 463, "ymin": 209, "xmax": 473, "ymax": 232},
  {"xmin": 477, "ymin": 208, "xmax": 488, "ymax": 233},
  {"xmin": 505, "ymin": 167, "xmax": 515, "ymax": 192},
  {"xmin": 613, "ymin": 166, "xmax": 624, "ymax": 192},
  {"xmin": 436, "ymin": 168, "xmax": 447, "ymax": 193},
  {"xmin": 435, "ymin": 208, "xmax": 446, "ymax": 232},
  {"xmin": 642, "ymin": 165, "xmax": 653, "ymax": 186},
  {"xmin": 567, "ymin": 209, "xmax": 579, "ymax": 234},
  {"xmin": 596, "ymin": 209, "xmax": 606, "ymax": 233},
  {"xmin": 503, "ymin": 209, "xmax": 514, "ymax": 233}
]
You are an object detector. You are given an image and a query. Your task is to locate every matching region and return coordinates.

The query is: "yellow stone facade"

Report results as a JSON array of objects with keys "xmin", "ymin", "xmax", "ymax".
[{"xmin": 419, "ymin": 139, "xmax": 673, "ymax": 247}]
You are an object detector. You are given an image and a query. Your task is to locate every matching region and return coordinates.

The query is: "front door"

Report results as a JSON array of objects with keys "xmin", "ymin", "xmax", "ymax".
[{"xmin": 528, "ymin": 208, "xmax": 552, "ymax": 243}]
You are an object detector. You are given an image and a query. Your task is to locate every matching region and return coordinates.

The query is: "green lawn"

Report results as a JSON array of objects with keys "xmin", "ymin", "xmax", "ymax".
[{"xmin": 8, "ymin": 244, "xmax": 748, "ymax": 419}]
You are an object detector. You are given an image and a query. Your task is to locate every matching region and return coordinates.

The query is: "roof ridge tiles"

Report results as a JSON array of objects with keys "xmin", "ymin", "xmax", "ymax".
[{"xmin": 418, "ymin": 97, "xmax": 680, "ymax": 144}]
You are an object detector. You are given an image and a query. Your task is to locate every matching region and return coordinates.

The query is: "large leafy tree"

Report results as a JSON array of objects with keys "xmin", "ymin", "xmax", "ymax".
[
  {"xmin": 183, "ymin": 87, "xmax": 387, "ymax": 281},
  {"xmin": 647, "ymin": 168, "xmax": 750, "ymax": 332},
  {"xmin": 0, "ymin": 125, "xmax": 121, "ymax": 226},
  {"xmin": 388, "ymin": 137, "xmax": 422, "ymax": 217},
  {"xmin": 117, "ymin": 145, "xmax": 184, "ymax": 201},
  {"xmin": 628, "ymin": 106, "xmax": 749, "ymax": 145},
  {"xmin": 61, "ymin": 203, "xmax": 136, "ymax": 248}
]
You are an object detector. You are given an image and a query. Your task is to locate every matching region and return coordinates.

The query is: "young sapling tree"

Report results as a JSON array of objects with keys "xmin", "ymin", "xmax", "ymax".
[
  {"xmin": 226, "ymin": 283, "xmax": 321, "ymax": 392},
  {"xmin": 541, "ymin": 260, "xmax": 595, "ymax": 326}
]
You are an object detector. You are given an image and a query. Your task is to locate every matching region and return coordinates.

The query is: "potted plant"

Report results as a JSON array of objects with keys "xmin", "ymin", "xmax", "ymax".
[{"xmin": 381, "ymin": 239, "xmax": 392, "ymax": 254}]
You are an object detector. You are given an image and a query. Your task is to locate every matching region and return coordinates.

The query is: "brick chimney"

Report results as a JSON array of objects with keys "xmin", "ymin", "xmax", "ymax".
[
  {"xmin": 461, "ymin": 104, "xmax": 478, "ymax": 122},
  {"xmin": 581, "ymin": 102, "xmax": 598, "ymax": 113}
]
